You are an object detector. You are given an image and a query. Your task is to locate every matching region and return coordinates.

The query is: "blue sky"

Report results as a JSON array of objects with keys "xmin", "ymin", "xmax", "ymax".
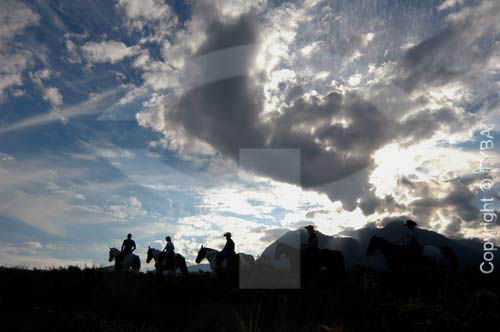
[{"xmin": 0, "ymin": 0, "xmax": 499, "ymax": 269}]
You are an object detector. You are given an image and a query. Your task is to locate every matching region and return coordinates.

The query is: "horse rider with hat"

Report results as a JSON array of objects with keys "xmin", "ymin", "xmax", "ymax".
[
  {"xmin": 302, "ymin": 225, "xmax": 319, "ymax": 261},
  {"xmin": 400, "ymin": 219, "xmax": 422, "ymax": 254},
  {"xmin": 162, "ymin": 236, "xmax": 175, "ymax": 269},
  {"xmin": 216, "ymin": 232, "xmax": 235, "ymax": 271}
]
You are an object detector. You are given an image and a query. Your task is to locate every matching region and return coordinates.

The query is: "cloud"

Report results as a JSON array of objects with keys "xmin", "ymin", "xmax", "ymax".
[
  {"xmin": 394, "ymin": 168, "xmax": 499, "ymax": 234},
  {"xmin": 171, "ymin": 1, "xmax": 496, "ymax": 220},
  {"xmin": 0, "ymin": 241, "xmax": 92, "ymax": 269},
  {"xmin": 27, "ymin": 69, "xmax": 66, "ymax": 119},
  {"xmin": 137, "ymin": 0, "xmax": 480, "ymax": 215},
  {"xmin": 137, "ymin": 6, "xmax": 391, "ymax": 199},
  {"xmin": 25, "ymin": 241, "xmax": 43, "ymax": 249},
  {"xmin": 438, "ymin": 0, "xmax": 465, "ymax": 11},
  {"xmin": 109, "ymin": 196, "xmax": 147, "ymax": 221},
  {"xmin": 29, "ymin": 69, "xmax": 51, "ymax": 87},
  {"xmin": 0, "ymin": 148, "xmax": 153, "ymax": 237},
  {"xmin": 0, "ymin": 88, "xmax": 121, "ymax": 134},
  {"xmin": 397, "ymin": 107, "xmax": 475, "ymax": 146},
  {"xmin": 395, "ymin": 0, "xmax": 500, "ymax": 93},
  {"xmin": 0, "ymin": 0, "xmax": 40, "ymax": 101},
  {"xmin": 0, "ymin": 152, "xmax": 16, "ymax": 163},
  {"xmin": 117, "ymin": 0, "xmax": 178, "ymax": 43},
  {"xmin": 117, "ymin": 0, "xmax": 172, "ymax": 21},
  {"xmin": 0, "ymin": 190, "xmax": 76, "ymax": 235},
  {"xmin": 0, "ymin": 1, "xmax": 39, "ymax": 41},
  {"xmin": 43, "ymin": 87, "xmax": 63, "ymax": 107},
  {"xmin": 82, "ymin": 40, "xmax": 141, "ymax": 64}
]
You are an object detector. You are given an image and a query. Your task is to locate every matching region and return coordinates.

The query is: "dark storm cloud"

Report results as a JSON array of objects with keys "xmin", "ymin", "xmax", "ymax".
[
  {"xmin": 352, "ymin": 190, "xmax": 405, "ymax": 216},
  {"xmin": 163, "ymin": 1, "xmax": 495, "ymax": 218},
  {"xmin": 169, "ymin": 13, "xmax": 267, "ymax": 160},
  {"xmin": 377, "ymin": 215, "xmax": 413, "ymax": 228},
  {"xmin": 358, "ymin": 192, "xmax": 402, "ymax": 217},
  {"xmin": 169, "ymin": 11, "xmax": 393, "ymax": 200},
  {"xmin": 173, "ymin": 76, "xmax": 267, "ymax": 159},
  {"xmin": 194, "ymin": 15, "xmax": 259, "ymax": 57},
  {"xmin": 399, "ymin": 176, "xmax": 481, "ymax": 227},
  {"xmin": 444, "ymin": 216, "xmax": 463, "ymax": 238},
  {"xmin": 269, "ymin": 91, "xmax": 392, "ymax": 187},
  {"xmin": 394, "ymin": 0, "xmax": 500, "ymax": 93},
  {"xmin": 397, "ymin": 108, "xmax": 465, "ymax": 145},
  {"xmin": 165, "ymin": 9, "xmax": 467, "ymax": 215},
  {"xmin": 396, "ymin": 25, "xmax": 465, "ymax": 92}
]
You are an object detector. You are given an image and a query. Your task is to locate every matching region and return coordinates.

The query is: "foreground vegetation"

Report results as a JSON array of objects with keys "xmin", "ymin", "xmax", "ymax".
[{"xmin": 0, "ymin": 266, "xmax": 499, "ymax": 332}]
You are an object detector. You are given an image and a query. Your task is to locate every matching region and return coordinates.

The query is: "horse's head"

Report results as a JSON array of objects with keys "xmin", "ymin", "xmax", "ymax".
[
  {"xmin": 108, "ymin": 247, "xmax": 119, "ymax": 262},
  {"xmin": 195, "ymin": 245, "xmax": 206, "ymax": 264},
  {"xmin": 146, "ymin": 246, "xmax": 154, "ymax": 264},
  {"xmin": 366, "ymin": 236, "xmax": 379, "ymax": 256}
]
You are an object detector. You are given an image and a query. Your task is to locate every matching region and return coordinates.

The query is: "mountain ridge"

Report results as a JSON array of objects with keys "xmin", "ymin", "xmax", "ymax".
[{"xmin": 258, "ymin": 220, "xmax": 499, "ymax": 270}]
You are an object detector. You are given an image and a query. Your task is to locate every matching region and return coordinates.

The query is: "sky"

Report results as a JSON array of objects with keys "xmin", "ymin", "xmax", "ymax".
[{"xmin": 0, "ymin": 0, "xmax": 499, "ymax": 269}]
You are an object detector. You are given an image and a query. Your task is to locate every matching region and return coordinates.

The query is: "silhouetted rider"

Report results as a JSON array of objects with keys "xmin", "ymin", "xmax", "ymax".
[
  {"xmin": 162, "ymin": 236, "xmax": 175, "ymax": 269},
  {"xmin": 400, "ymin": 220, "xmax": 422, "ymax": 254},
  {"xmin": 302, "ymin": 225, "xmax": 319, "ymax": 262},
  {"xmin": 216, "ymin": 232, "xmax": 235, "ymax": 270},
  {"xmin": 117, "ymin": 233, "xmax": 136, "ymax": 269},
  {"xmin": 121, "ymin": 233, "xmax": 136, "ymax": 255}
]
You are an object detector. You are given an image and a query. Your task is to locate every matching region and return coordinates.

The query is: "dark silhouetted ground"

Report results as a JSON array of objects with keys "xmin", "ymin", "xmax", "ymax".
[{"xmin": 0, "ymin": 266, "xmax": 499, "ymax": 331}]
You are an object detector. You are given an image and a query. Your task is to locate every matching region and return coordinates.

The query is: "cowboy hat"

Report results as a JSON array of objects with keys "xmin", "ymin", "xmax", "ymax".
[
  {"xmin": 223, "ymin": 232, "xmax": 232, "ymax": 237},
  {"xmin": 405, "ymin": 219, "xmax": 417, "ymax": 227}
]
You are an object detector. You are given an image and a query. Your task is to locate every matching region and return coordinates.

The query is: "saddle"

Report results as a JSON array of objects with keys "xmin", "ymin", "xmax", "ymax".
[
  {"xmin": 219, "ymin": 253, "xmax": 236, "ymax": 270},
  {"xmin": 159, "ymin": 252, "xmax": 175, "ymax": 270},
  {"xmin": 115, "ymin": 252, "xmax": 130, "ymax": 270},
  {"xmin": 228, "ymin": 253, "xmax": 237, "ymax": 267}
]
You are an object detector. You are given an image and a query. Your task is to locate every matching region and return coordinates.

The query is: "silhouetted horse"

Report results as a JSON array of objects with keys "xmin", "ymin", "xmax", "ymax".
[
  {"xmin": 195, "ymin": 245, "xmax": 255, "ymax": 275},
  {"xmin": 146, "ymin": 247, "xmax": 189, "ymax": 276},
  {"xmin": 274, "ymin": 242, "xmax": 345, "ymax": 285},
  {"xmin": 366, "ymin": 235, "xmax": 458, "ymax": 272},
  {"xmin": 108, "ymin": 248, "xmax": 141, "ymax": 272}
]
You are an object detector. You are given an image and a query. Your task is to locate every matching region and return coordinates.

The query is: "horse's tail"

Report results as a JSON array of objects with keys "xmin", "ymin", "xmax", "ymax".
[
  {"xmin": 177, "ymin": 254, "xmax": 189, "ymax": 275},
  {"xmin": 440, "ymin": 246, "xmax": 458, "ymax": 270}
]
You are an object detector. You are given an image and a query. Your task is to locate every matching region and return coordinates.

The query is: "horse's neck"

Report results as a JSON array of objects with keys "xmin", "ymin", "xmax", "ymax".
[
  {"xmin": 205, "ymin": 248, "xmax": 219, "ymax": 261},
  {"xmin": 203, "ymin": 248, "xmax": 219, "ymax": 269},
  {"xmin": 152, "ymin": 249, "xmax": 162, "ymax": 261}
]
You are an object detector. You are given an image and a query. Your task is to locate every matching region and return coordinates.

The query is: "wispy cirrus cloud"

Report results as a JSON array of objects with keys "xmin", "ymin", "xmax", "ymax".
[{"xmin": 0, "ymin": 88, "xmax": 121, "ymax": 135}]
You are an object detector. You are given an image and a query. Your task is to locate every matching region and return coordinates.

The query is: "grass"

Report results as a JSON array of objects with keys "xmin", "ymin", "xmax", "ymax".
[
  {"xmin": 234, "ymin": 299, "xmax": 262, "ymax": 332},
  {"xmin": 0, "ymin": 266, "xmax": 499, "ymax": 331}
]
